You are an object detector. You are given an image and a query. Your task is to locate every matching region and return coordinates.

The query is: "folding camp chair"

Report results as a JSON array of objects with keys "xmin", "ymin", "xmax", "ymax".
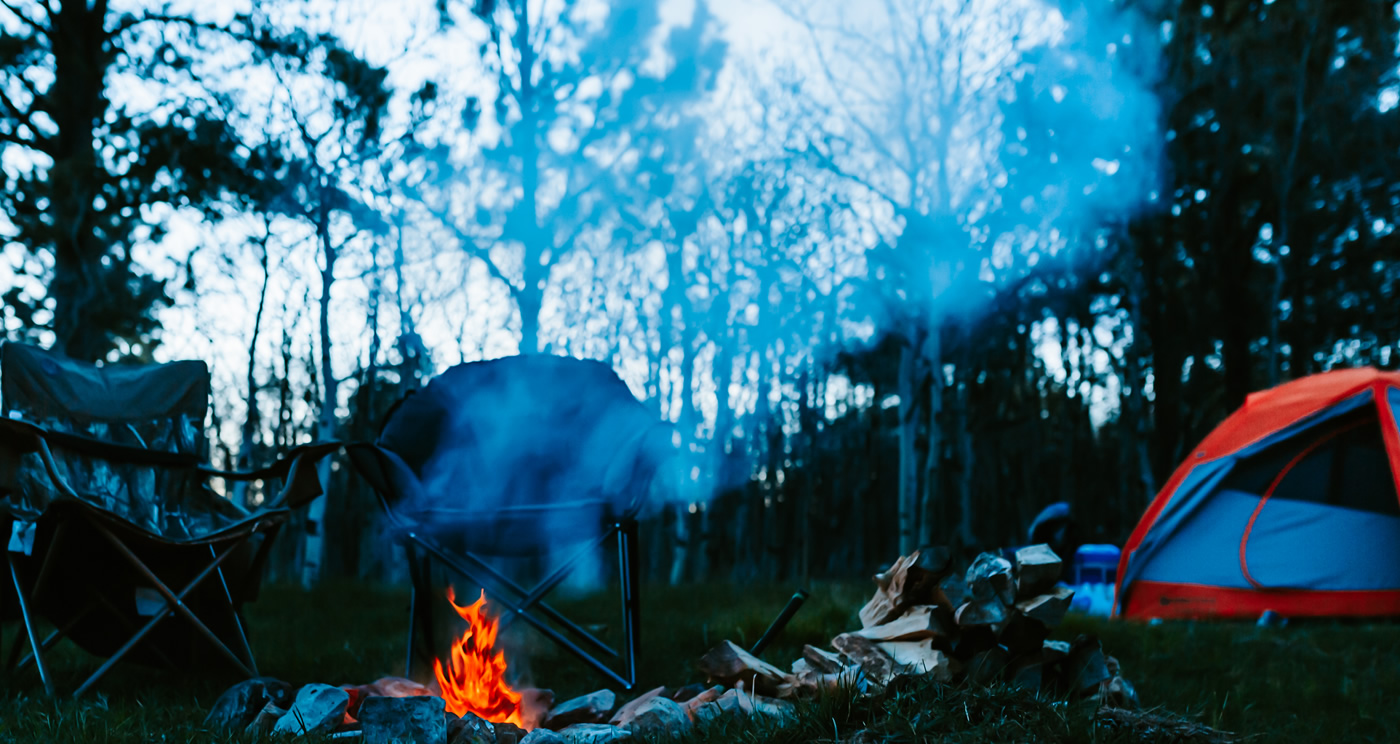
[
  {"xmin": 347, "ymin": 355, "xmax": 676, "ymax": 691},
  {"xmin": 0, "ymin": 342, "xmax": 338, "ymax": 696}
]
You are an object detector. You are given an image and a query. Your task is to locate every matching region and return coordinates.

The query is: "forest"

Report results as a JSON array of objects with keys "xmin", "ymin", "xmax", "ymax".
[{"xmin": 0, "ymin": 0, "xmax": 1396, "ymax": 589}]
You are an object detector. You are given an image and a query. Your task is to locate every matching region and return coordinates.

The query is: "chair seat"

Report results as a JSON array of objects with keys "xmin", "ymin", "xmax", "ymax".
[{"xmin": 395, "ymin": 499, "xmax": 632, "ymax": 557}]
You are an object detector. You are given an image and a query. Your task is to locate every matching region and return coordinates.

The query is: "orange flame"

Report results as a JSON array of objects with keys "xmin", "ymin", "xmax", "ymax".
[{"xmin": 433, "ymin": 588, "xmax": 525, "ymax": 728}]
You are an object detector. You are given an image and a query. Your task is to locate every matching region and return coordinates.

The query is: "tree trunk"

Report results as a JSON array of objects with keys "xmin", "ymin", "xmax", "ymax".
[
  {"xmin": 46, "ymin": 0, "xmax": 114, "ymax": 361},
  {"xmin": 236, "ymin": 229, "xmax": 273, "ymax": 509},
  {"xmin": 303, "ymin": 192, "xmax": 337, "ymax": 589},
  {"xmin": 896, "ymin": 331, "xmax": 920, "ymax": 556},
  {"xmin": 919, "ymin": 326, "xmax": 944, "ymax": 548},
  {"xmin": 513, "ymin": 2, "xmax": 546, "ymax": 355},
  {"xmin": 952, "ymin": 374, "xmax": 976, "ymax": 548}
]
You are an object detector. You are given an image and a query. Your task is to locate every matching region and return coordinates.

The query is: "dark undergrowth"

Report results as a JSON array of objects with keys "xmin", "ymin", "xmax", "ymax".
[{"xmin": 2, "ymin": 580, "xmax": 1398, "ymax": 742}]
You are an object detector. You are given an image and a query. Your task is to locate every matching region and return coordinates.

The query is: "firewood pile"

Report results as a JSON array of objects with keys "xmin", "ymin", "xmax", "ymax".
[{"xmin": 694, "ymin": 544, "xmax": 1138, "ymax": 708}]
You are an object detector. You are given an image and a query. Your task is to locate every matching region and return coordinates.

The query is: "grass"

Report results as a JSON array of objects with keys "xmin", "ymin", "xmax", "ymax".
[{"xmin": 2, "ymin": 580, "xmax": 1399, "ymax": 742}]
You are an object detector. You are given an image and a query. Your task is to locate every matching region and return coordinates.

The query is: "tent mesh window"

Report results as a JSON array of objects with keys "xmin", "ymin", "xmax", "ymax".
[{"xmin": 1218, "ymin": 407, "xmax": 1400, "ymax": 516}]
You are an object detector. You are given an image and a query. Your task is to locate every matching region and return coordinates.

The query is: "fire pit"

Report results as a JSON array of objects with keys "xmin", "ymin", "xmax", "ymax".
[{"xmin": 203, "ymin": 588, "xmax": 562, "ymax": 743}]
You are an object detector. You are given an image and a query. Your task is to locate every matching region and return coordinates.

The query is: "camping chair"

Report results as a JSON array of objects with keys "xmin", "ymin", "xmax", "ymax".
[
  {"xmin": 0, "ymin": 342, "xmax": 338, "ymax": 696},
  {"xmin": 346, "ymin": 355, "xmax": 676, "ymax": 691}
]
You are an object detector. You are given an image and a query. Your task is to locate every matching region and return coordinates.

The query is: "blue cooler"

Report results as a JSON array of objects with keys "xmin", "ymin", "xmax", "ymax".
[{"xmin": 1073, "ymin": 544, "xmax": 1121, "ymax": 584}]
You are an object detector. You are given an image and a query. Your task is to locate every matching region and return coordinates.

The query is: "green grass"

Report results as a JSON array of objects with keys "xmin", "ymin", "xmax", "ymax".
[{"xmin": 3, "ymin": 580, "xmax": 1399, "ymax": 742}]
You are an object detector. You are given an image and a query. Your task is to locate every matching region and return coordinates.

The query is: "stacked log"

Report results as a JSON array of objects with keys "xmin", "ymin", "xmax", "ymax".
[{"xmin": 693, "ymin": 544, "xmax": 1136, "ymax": 706}]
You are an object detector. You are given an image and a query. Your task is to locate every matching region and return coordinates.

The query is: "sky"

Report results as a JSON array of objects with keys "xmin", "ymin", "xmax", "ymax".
[{"xmin": 0, "ymin": 0, "xmax": 1147, "ymax": 446}]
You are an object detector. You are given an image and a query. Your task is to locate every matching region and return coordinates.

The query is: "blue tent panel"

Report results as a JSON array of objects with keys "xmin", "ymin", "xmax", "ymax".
[{"xmin": 1139, "ymin": 489, "xmax": 1400, "ymax": 591}]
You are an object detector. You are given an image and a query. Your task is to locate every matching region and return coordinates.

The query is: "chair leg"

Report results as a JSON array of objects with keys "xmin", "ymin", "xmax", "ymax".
[
  {"xmin": 14, "ymin": 597, "xmax": 101, "ymax": 673},
  {"xmin": 5, "ymin": 626, "xmax": 23, "ymax": 670},
  {"xmin": 210, "ymin": 544, "xmax": 258, "ymax": 675},
  {"xmin": 82, "ymin": 524, "xmax": 254, "ymax": 689},
  {"xmin": 415, "ymin": 534, "xmax": 617, "ymax": 659},
  {"xmin": 6, "ymin": 552, "xmax": 53, "ymax": 696},
  {"xmin": 72, "ymin": 536, "xmax": 249, "ymax": 698},
  {"xmin": 405, "ymin": 580, "xmax": 419, "ymax": 680},
  {"xmin": 618, "ymin": 520, "xmax": 641, "ymax": 690},
  {"xmin": 405, "ymin": 528, "xmax": 643, "ymax": 691},
  {"xmin": 403, "ymin": 540, "xmax": 437, "ymax": 679}
]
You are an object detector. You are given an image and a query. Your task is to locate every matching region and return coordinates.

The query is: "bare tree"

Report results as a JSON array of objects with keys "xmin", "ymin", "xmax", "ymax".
[
  {"xmin": 778, "ymin": 0, "xmax": 1039, "ymax": 552},
  {"xmin": 408, "ymin": 0, "xmax": 726, "ymax": 353}
]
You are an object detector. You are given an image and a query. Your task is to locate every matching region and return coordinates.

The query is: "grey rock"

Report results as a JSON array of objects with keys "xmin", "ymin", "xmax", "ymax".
[
  {"xmin": 544, "ymin": 690, "xmax": 616, "ymax": 730},
  {"xmin": 359, "ymin": 695, "xmax": 447, "ymax": 744},
  {"xmin": 205, "ymin": 677, "xmax": 293, "ymax": 730},
  {"xmin": 494, "ymin": 721, "xmax": 527, "ymax": 744},
  {"xmin": 558, "ymin": 723, "xmax": 634, "ymax": 744},
  {"xmin": 521, "ymin": 729, "xmax": 567, "ymax": 744},
  {"xmin": 273, "ymin": 683, "xmax": 350, "ymax": 737},
  {"xmin": 694, "ymin": 690, "xmax": 794, "ymax": 724},
  {"xmin": 623, "ymin": 697, "xmax": 690, "ymax": 739},
  {"xmin": 447, "ymin": 711, "xmax": 496, "ymax": 744}
]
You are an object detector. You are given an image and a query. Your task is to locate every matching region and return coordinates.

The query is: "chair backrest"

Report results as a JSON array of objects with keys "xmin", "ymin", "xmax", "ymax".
[
  {"xmin": 0, "ymin": 342, "xmax": 244, "ymax": 538},
  {"xmin": 374, "ymin": 354, "xmax": 676, "ymax": 527},
  {"xmin": 1, "ymin": 342, "xmax": 210, "ymax": 456}
]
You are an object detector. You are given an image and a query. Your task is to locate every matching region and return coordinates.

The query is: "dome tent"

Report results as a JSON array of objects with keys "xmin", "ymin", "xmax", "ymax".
[{"xmin": 1115, "ymin": 368, "xmax": 1400, "ymax": 619}]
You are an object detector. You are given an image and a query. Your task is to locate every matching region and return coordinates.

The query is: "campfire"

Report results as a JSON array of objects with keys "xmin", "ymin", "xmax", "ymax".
[
  {"xmin": 434, "ymin": 588, "xmax": 526, "ymax": 727},
  {"xmin": 205, "ymin": 545, "xmax": 1172, "ymax": 743}
]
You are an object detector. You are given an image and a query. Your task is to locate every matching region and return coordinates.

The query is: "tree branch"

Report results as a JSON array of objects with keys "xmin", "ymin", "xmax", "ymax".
[
  {"xmin": 0, "ymin": 0, "xmax": 45, "ymax": 34},
  {"xmin": 108, "ymin": 13, "xmax": 254, "ymax": 43}
]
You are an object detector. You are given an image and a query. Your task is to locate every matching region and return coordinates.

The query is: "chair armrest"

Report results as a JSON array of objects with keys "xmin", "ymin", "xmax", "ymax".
[
  {"xmin": 198, "ymin": 441, "xmax": 342, "ymax": 482},
  {"xmin": 0, "ymin": 418, "xmax": 200, "ymax": 468},
  {"xmin": 251, "ymin": 442, "xmax": 343, "ymax": 511},
  {"xmin": 0, "ymin": 417, "xmax": 79, "ymax": 501},
  {"xmin": 0, "ymin": 417, "xmax": 43, "ymax": 454}
]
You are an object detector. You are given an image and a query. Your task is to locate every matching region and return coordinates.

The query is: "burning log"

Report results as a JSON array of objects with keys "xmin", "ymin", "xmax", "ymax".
[
  {"xmin": 853, "ymin": 605, "xmax": 955, "ymax": 643},
  {"xmin": 1012, "ymin": 544, "xmax": 1064, "ymax": 599},
  {"xmin": 697, "ymin": 641, "xmax": 787, "ymax": 697},
  {"xmin": 831, "ymin": 633, "xmax": 897, "ymax": 686},
  {"xmin": 360, "ymin": 676, "xmax": 434, "ymax": 698}
]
